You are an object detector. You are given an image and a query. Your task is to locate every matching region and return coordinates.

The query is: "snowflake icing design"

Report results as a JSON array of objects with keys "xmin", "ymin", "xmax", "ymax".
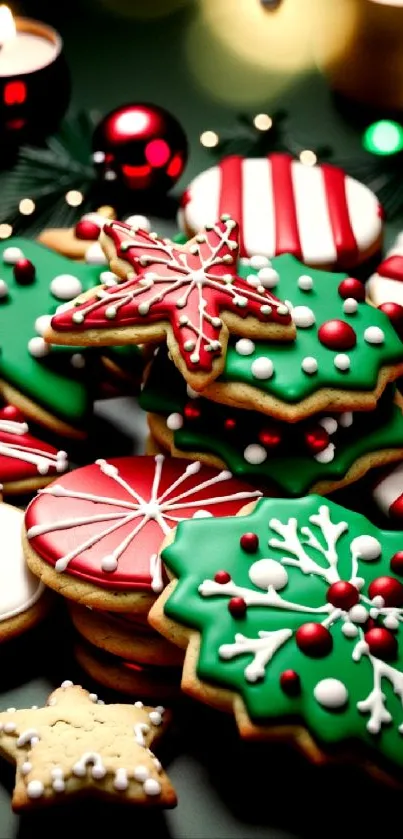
[{"xmin": 49, "ymin": 218, "xmax": 293, "ymax": 380}]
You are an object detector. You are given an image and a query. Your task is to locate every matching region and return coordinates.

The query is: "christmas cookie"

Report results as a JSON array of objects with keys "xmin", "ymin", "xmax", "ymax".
[
  {"xmin": 366, "ymin": 232, "xmax": 403, "ymax": 341},
  {"xmin": 372, "ymin": 462, "xmax": 403, "ymax": 525},
  {"xmin": 179, "ymin": 153, "xmax": 383, "ymax": 270},
  {"xmin": 0, "ymin": 403, "xmax": 68, "ymax": 495},
  {"xmin": 150, "ymin": 495, "xmax": 403, "ymax": 778},
  {"xmin": 23, "ymin": 455, "xmax": 261, "ymax": 615},
  {"xmin": 0, "ymin": 503, "xmax": 51, "ymax": 643},
  {"xmin": 38, "ymin": 212, "xmax": 151, "ymax": 262},
  {"xmin": 0, "ymin": 681, "xmax": 176, "ymax": 811},
  {"xmin": 74, "ymin": 640, "xmax": 181, "ymax": 700},
  {"xmin": 177, "ymin": 254, "xmax": 403, "ymax": 421},
  {"xmin": 143, "ymin": 351, "xmax": 403, "ymax": 495},
  {"xmin": 45, "ymin": 218, "xmax": 295, "ymax": 391}
]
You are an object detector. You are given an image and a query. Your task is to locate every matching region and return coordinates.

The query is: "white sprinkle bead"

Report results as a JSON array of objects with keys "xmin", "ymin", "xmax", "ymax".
[
  {"xmin": 257, "ymin": 267, "xmax": 279, "ymax": 288},
  {"xmin": 350, "ymin": 535, "xmax": 381, "ymax": 560},
  {"xmin": 314, "ymin": 678, "xmax": 348, "ymax": 709},
  {"xmin": 235, "ymin": 338, "xmax": 255, "ymax": 356},
  {"xmin": 319, "ymin": 417, "xmax": 338, "ymax": 435},
  {"xmin": 186, "ymin": 384, "xmax": 199, "ymax": 399},
  {"xmin": 143, "ymin": 778, "xmax": 161, "ymax": 796},
  {"xmin": 364, "ymin": 326, "xmax": 384, "ymax": 345},
  {"xmin": 3, "ymin": 246, "xmax": 23, "ymax": 264},
  {"xmin": 334, "ymin": 353, "xmax": 350, "ymax": 371},
  {"xmin": 343, "ymin": 298, "xmax": 358, "ymax": 315},
  {"xmin": 4, "ymin": 722, "xmax": 16, "ymax": 733},
  {"xmin": 71, "ymin": 353, "xmax": 86, "ymax": 369},
  {"xmin": 297, "ymin": 274, "xmax": 313, "ymax": 291},
  {"xmin": 61, "ymin": 680, "xmax": 73, "ymax": 688},
  {"xmin": 167, "ymin": 412, "xmax": 183, "ymax": 431},
  {"xmin": 100, "ymin": 270, "xmax": 119, "ymax": 286},
  {"xmin": 301, "ymin": 356, "xmax": 318, "ymax": 374},
  {"xmin": 246, "ymin": 274, "xmax": 260, "ymax": 288},
  {"xmin": 50, "ymin": 274, "xmax": 83, "ymax": 301},
  {"xmin": 277, "ymin": 304, "xmax": 289, "ymax": 316},
  {"xmin": 149, "ymin": 710, "xmax": 163, "ymax": 725},
  {"xmin": 0, "ymin": 279, "xmax": 8, "ymax": 298},
  {"xmin": 251, "ymin": 357, "xmax": 274, "ymax": 380},
  {"xmin": 28, "ymin": 336, "xmax": 50, "ymax": 358},
  {"xmin": 342, "ymin": 621, "xmax": 358, "ymax": 638},
  {"xmin": 114, "ymin": 768, "xmax": 129, "ymax": 790},
  {"xmin": 314, "ymin": 443, "xmax": 335, "ymax": 463},
  {"xmin": 85, "ymin": 242, "xmax": 107, "ymax": 265},
  {"xmin": 249, "ymin": 255, "xmax": 269, "ymax": 270},
  {"xmin": 27, "ymin": 780, "xmax": 44, "ymax": 799},
  {"xmin": 125, "ymin": 214, "xmax": 151, "ymax": 231},
  {"xmin": 35, "ymin": 314, "xmax": 52, "ymax": 336},
  {"xmin": 192, "ymin": 509, "xmax": 213, "ymax": 518},
  {"xmin": 21, "ymin": 762, "xmax": 32, "ymax": 776},
  {"xmin": 292, "ymin": 305, "xmax": 315, "ymax": 328},
  {"xmin": 349, "ymin": 604, "xmax": 368, "ymax": 624},
  {"xmin": 244, "ymin": 444, "xmax": 267, "ymax": 465},
  {"xmin": 134, "ymin": 765, "xmax": 149, "ymax": 782},
  {"xmin": 339, "ymin": 411, "xmax": 353, "ymax": 427},
  {"xmin": 101, "ymin": 555, "xmax": 118, "ymax": 572},
  {"xmin": 134, "ymin": 701, "xmax": 144, "ymax": 708}
]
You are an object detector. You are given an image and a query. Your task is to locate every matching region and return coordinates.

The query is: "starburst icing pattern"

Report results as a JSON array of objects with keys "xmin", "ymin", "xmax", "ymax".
[
  {"xmin": 48, "ymin": 217, "xmax": 293, "ymax": 385},
  {"xmin": 26, "ymin": 455, "xmax": 261, "ymax": 592},
  {"xmin": 0, "ymin": 407, "xmax": 68, "ymax": 484}
]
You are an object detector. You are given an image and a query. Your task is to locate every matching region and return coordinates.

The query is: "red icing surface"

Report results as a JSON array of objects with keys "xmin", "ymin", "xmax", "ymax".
[
  {"xmin": 0, "ymin": 404, "xmax": 66, "ymax": 484},
  {"xmin": 378, "ymin": 255, "xmax": 403, "ymax": 283},
  {"xmin": 50, "ymin": 219, "xmax": 291, "ymax": 375},
  {"xmin": 25, "ymin": 455, "xmax": 261, "ymax": 592},
  {"xmin": 218, "ymin": 156, "xmax": 247, "ymax": 257},
  {"xmin": 271, "ymin": 153, "xmax": 302, "ymax": 259},
  {"xmin": 321, "ymin": 164, "xmax": 358, "ymax": 268}
]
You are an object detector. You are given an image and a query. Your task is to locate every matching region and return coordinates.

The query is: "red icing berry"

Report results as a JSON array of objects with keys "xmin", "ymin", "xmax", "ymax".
[
  {"xmin": 364, "ymin": 627, "xmax": 398, "ymax": 660},
  {"xmin": 338, "ymin": 278, "xmax": 365, "ymax": 302},
  {"xmin": 326, "ymin": 580, "xmax": 359, "ymax": 610},
  {"xmin": 214, "ymin": 570, "xmax": 231, "ymax": 584},
  {"xmin": 13, "ymin": 258, "xmax": 35, "ymax": 285},
  {"xmin": 240, "ymin": 532, "xmax": 259, "ymax": 553},
  {"xmin": 184, "ymin": 402, "xmax": 201, "ymax": 421},
  {"xmin": 304, "ymin": 425, "xmax": 329, "ymax": 455},
  {"xmin": 228, "ymin": 597, "xmax": 247, "ymax": 618},
  {"xmin": 378, "ymin": 302, "xmax": 403, "ymax": 340},
  {"xmin": 0, "ymin": 404, "xmax": 25, "ymax": 422},
  {"xmin": 224, "ymin": 418, "xmax": 236, "ymax": 431},
  {"xmin": 75, "ymin": 219, "xmax": 100, "ymax": 240},
  {"xmin": 318, "ymin": 320, "xmax": 356, "ymax": 351},
  {"xmin": 280, "ymin": 670, "xmax": 301, "ymax": 696},
  {"xmin": 390, "ymin": 552, "xmax": 403, "ymax": 576},
  {"xmin": 390, "ymin": 496, "xmax": 403, "ymax": 523},
  {"xmin": 368, "ymin": 576, "xmax": 403, "ymax": 607},
  {"xmin": 258, "ymin": 425, "xmax": 282, "ymax": 448},
  {"xmin": 295, "ymin": 623, "xmax": 332, "ymax": 657}
]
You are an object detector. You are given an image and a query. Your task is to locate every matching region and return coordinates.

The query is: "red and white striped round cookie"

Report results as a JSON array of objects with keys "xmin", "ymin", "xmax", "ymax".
[
  {"xmin": 179, "ymin": 153, "xmax": 383, "ymax": 270},
  {"xmin": 367, "ymin": 232, "xmax": 403, "ymax": 308},
  {"xmin": 372, "ymin": 461, "xmax": 403, "ymax": 523}
]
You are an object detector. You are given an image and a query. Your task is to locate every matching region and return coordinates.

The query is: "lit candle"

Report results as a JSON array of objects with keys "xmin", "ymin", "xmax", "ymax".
[{"xmin": 0, "ymin": 6, "xmax": 58, "ymax": 76}]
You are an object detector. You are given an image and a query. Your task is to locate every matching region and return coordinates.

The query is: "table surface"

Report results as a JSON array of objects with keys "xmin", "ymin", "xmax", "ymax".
[{"xmin": 2, "ymin": 1, "xmax": 403, "ymax": 836}]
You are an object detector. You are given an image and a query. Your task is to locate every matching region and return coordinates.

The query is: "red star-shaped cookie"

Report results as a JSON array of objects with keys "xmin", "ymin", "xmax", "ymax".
[{"xmin": 45, "ymin": 217, "xmax": 294, "ymax": 389}]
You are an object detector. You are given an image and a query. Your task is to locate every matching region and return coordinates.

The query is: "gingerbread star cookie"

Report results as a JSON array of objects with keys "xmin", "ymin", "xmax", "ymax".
[
  {"xmin": 45, "ymin": 217, "xmax": 295, "ymax": 390},
  {"xmin": 0, "ymin": 681, "xmax": 176, "ymax": 810}
]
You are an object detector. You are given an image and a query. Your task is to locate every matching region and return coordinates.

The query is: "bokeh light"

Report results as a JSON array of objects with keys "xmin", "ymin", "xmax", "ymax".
[{"xmin": 363, "ymin": 120, "xmax": 403, "ymax": 156}]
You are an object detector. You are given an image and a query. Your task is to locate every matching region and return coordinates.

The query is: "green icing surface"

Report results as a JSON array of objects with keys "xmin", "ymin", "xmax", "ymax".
[
  {"xmin": 162, "ymin": 495, "xmax": 403, "ymax": 767},
  {"xmin": 140, "ymin": 349, "xmax": 403, "ymax": 495}
]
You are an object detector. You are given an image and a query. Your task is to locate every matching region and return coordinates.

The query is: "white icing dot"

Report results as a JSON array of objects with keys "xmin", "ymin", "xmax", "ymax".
[
  {"xmin": 134, "ymin": 701, "xmax": 144, "ymax": 708},
  {"xmin": 114, "ymin": 769, "xmax": 129, "ymax": 790},
  {"xmin": 349, "ymin": 604, "xmax": 368, "ymax": 624},
  {"xmin": 314, "ymin": 443, "xmax": 335, "ymax": 464},
  {"xmin": 3, "ymin": 246, "xmax": 23, "ymax": 264},
  {"xmin": 301, "ymin": 356, "xmax": 318, "ymax": 374},
  {"xmin": 186, "ymin": 384, "xmax": 199, "ymax": 399},
  {"xmin": 342, "ymin": 621, "xmax": 358, "ymax": 638},
  {"xmin": 28, "ymin": 336, "xmax": 50, "ymax": 358},
  {"xmin": 167, "ymin": 412, "xmax": 183, "ymax": 431},
  {"xmin": 257, "ymin": 267, "xmax": 279, "ymax": 288},
  {"xmin": 101, "ymin": 555, "xmax": 118, "ymax": 572},
  {"xmin": 89, "ymin": 693, "xmax": 98, "ymax": 703},
  {"xmin": 371, "ymin": 595, "xmax": 385, "ymax": 609},
  {"xmin": 72, "ymin": 311, "xmax": 84, "ymax": 324},
  {"xmin": 125, "ymin": 214, "xmax": 151, "ymax": 231},
  {"xmin": 334, "ymin": 353, "xmax": 350, "ymax": 371},
  {"xmin": 0, "ymin": 279, "xmax": 8, "ymax": 298},
  {"xmin": 251, "ymin": 357, "xmax": 274, "ymax": 380},
  {"xmin": 35, "ymin": 314, "xmax": 52, "ymax": 336},
  {"xmin": 277, "ymin": 304, "xmax": 289, "ymax": 316},
  {"xmin": 292, "ymin": 305, "xmax": 315, "ymax": 328},
  {"xmin": 339, "ymin": 411, "xmax": 353, "ymax": 428},
  {"xmin": 85, "ymin": 242, "xmax": 107, "ymax": 265},
  {"xmin": 71, "ymin": 353, "xmax": 86, "ymax": 369},
  {"xmin": 192, "ymin": 510, "xmax": 213, "ymax": 518},
  {"xmin": 364, "ymin": 326, "xmax": 384, "ymax": 345},
  {"xmin": 134, "ymin": 765, "xmax": 149, "ymax": 782},
  {"xmin": 246, "ymin": 274, "xmax": 260, "ymax": 288},
  {"xmin": 314, "ymin": 678, "xmax": 348, "ymax": 709},
  {"xmin": 21, "ymin": 762, "xmax": 32, "ymax": 776},
  {"xmin": 52, "ymin": 778, "xmax": 65, "ymax": 793},
  {"xmin": 297, "ymin": 274, "xmax": 313, "ymax": 291},
  {"xmin": 143, "ymin": 778, "xmax": 161, "ymax": 796},
  {"xmin": 343, "ymin": 298, "xmax": 358, "ymax": 315},
  {"xmin": 244, "ymin": 444, "xmax": 267, "ymax": 465},
  {"xmin": 50, "ymin": 274, "xmax": 83, "ymax": 301},
  {"xmin": 235, "ymin": 338, "xmax": 255, "ymax": 356},
  {"xmin": 61, "ymin": 680, "xmax": 73, "ymax": 688},
  {"xmin": 319, "ymin": 417, "xmax": 338, "ymax": 435},
  {"xmin": 100, "ymin": 270, "xmax": 119, "ymax": 286},
  {"xmin": 249, "ymin": 559, "xmax": 288, "ymax": 591},
  {"xmin": 149, "ymin": 710, "xmax": 163, "ymax": 726},
  {"xmin": 350, "ymin": 535, "xmax": 381, "ymax": 561},
  {"xmin": 27, "ymin": 780, "xmax": 44, "ymax": 799},
  {"xmin": 249, "ymin": 255, "xmax": 269, "ymax": 270},
  {"xmin": 4, "ymin": 722, "xmax": 16, "ymax": 733},
  {"xmin": 384, "ymin": 614, "xmax": 399, "ymax": 630}
]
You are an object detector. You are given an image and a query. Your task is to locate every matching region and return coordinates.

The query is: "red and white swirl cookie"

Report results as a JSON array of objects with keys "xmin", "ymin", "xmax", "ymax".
[
  {"xmin": 372, "ymin": 461, "xmax": 403, "ymax": 524},
  {"xmin": 24, "ymin": 454, "xmax": 262, "ymax": 614},
  {"xmin": 0, "ymin": 404, "xmax": 68, "ymax": 494},
  {"xmin": 179, "ymin": 153, "xmax": 383, "ymax": 270}
]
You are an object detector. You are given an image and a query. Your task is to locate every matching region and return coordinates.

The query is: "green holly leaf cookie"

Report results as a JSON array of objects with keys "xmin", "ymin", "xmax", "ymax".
[{"xmin": 156, "ymin": 495, "xmax": 403, "ymax": 772}]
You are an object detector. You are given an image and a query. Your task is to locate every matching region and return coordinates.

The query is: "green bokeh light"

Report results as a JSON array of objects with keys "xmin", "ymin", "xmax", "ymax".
[{"xmin": 363, "ymin": 120, "xmax": 403, "ymax": 156}]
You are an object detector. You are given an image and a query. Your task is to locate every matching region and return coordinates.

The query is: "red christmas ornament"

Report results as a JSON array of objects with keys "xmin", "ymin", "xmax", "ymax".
[
  {"xmin": 280, "ymin": 669, "xmax": 301, "ymax": 696},
  {"xmin": 214, "ymin": 570, "xmax": 231, "ymax": 584},
  {"xmin": 295, "ymin": 623, "xmax": 333, "ymax": 657},
  {"xmin": 184, "ymin": 402, "xmax": 201, "ymax": 421},
  {"xmin": 75, "ymin": 220, "xmax": 100, "ymax": 241},
  {"xmin": 318, "ymin": 319, "xmax": 356, "ymax": 351},
  {"xmin": 378, "ymin": 302, "xmax": 403, "ymax": 340},
  {"xmin": 228, "ymin": 597, "xmax": 247, "ymax": 618},
  {"xmin": 92, "ymin": 103, "xmax": 188, "ymax": 193},
  {"xmin": 390, "ymin": 552, "xmax": 403, "ymax": 576},
  {"xmin": 337, "ymin": 278, "xmax": 365, "ymax": 301},
  {"xmin": 304, "ymin": 425, "xmax": 329, "ymax": 454},
  {"xmin": 224, "ymin": 417, "xmax": 236, "ymax": 431},
  {"xmin": 364, "ymin": 626, "xmax": 398, "ymax": 660},
  {"xmin": 240, "ymin": 532, "xmax": 259, "ymax": 553},
  {"xmin": 326, "ymin": 580, "xmax": 359, "ymax": 610},
  {"xmin": 368, "ymin": 576, "xmax": 403, "ymax": 607},
  {"xmin": 13, "ymin": 258, "xmax": 35, "ymax": 285},
  {"xmin": 258, "ymin": 424, "xmax": 282, "ymax": 448}
]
